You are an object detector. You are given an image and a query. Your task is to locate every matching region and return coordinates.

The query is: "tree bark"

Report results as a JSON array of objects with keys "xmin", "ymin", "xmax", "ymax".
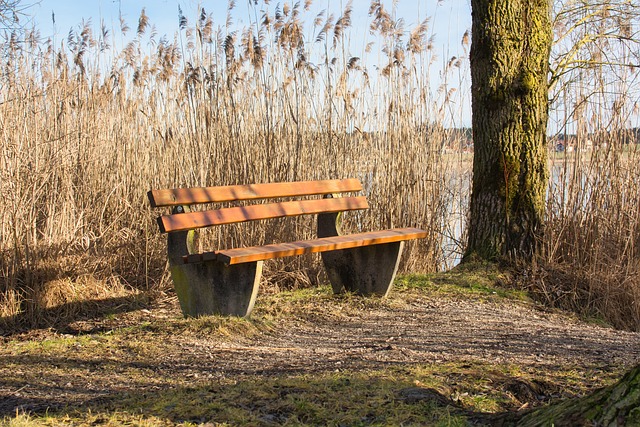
[
  {"xmin": 516, "ymin": 364, "xmax": 640, "ymax": 426},
  {"xmin": 465, "ymin": 0, "xmax": 552, "ymax": 261},
  {"xmin": 463, "ymin": 3, "xmax": 640, "ymax": 426}
]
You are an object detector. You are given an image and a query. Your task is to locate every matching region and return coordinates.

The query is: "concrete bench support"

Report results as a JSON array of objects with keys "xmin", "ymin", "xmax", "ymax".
[
  {"xmin": 167, "ymin": 206, "xmax": 261, "ymax": 317},
  {"xmin": 318, "ymin": 209, "xmax": 404, "ymax": 297}
]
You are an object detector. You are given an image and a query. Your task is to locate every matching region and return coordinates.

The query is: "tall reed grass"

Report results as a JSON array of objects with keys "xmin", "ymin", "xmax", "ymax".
[
  {"xmin": 0, "ymin": 1, "xmax": 470, "ymax": 326},
  {"xmin": 1, "ymin": 0, "xmax": 639, "ymax": 333},
  {"xmin": 533, "ymin": 0, "xmax": 640, "ymax": 331},
  {"xmin": 541, "ymin": 140, "xmax": 640, "ymax": 331}
]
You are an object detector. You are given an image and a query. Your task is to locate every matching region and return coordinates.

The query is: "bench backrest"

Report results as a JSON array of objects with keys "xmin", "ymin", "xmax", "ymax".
[{"xmin": 148, "ymin": 179, "xmax": 366, "ymax": 233}]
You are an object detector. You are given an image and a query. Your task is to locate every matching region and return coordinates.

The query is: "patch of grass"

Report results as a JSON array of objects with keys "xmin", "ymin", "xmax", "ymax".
[
  {"xmin": 2, "ymin": 361, "xmax": 622, "ymax": 427},
  {"xmin": 579, "ymin": 315, "xmax": 615, "ymax": 329},
  {"xmin": 6, "ymin": 334, "xmax": 97, "ymax": 355},
  {"xmin": 395, "ymin": 264, "xmax": 531, "ymax": 303},
  {"xmin": 3, "ymin": 412, "xmax": 177, "ymax": 426},
  {"xmin": 254, "ymin": 284, "xmax": 401, "ymax": 323},
  {"xmin": 2, "ymin": 368, "xmax": 466, "ymax": 426}
]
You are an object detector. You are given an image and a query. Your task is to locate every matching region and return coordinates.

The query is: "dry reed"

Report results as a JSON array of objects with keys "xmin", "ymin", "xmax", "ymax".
[
  {"xmin": 0, "ymin": 1, "xmax": 469, "ymax": 327},
  {"xmin": 2, "ymin": 0, "xmax": 639, "ymax": 333},
  {"xmin": 533, "ymin": 0, "xmax": 640, "ymax": 331}
]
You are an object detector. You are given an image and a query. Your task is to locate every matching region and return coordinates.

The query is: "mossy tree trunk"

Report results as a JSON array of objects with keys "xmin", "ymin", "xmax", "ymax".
[
  {"xmin": 515, "ymin": 364, "xmax": 640, "ymax": 426},
  {"xmin": 465, "ymin": 0, "xmax": 552, "ymax": 261},
  {"xmin": 463, "ymin": 1, "xmax": 640, "ymax": 424}
]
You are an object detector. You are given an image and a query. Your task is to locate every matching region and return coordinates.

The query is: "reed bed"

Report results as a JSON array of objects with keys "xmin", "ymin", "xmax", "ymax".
[
  {"xmin": 0, "ymin": 1, "xmax": 469, "ymax": 326},
  {"xmin": 531, "ymin": 0, "xmax": 640, "ymax": 331},
  {"xmin": 1, "ymin": 0, "xmax": 639, "ymax": 333},
  {"xmin": 538, "ymin": 135, "xmax": 640, "ymax": 331}
]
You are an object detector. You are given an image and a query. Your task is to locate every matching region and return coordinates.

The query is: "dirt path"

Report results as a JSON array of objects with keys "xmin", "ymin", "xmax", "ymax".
[
  {"xmin": 2, "ymin": 288, "xmax": 640, "ymax": 417},
  {"xmin": 189, "ymin": 295, "xmax": 640, "ymax": 375}
]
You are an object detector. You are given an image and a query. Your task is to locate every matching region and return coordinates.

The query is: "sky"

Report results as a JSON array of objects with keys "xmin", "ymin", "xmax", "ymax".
[
  {"xmin": 31, "ymin": 1, "xmax": 472, "ymax": 48},
  {"xmin": 27, "ymin": 0, "xmax": 473, "ymax": 127}
]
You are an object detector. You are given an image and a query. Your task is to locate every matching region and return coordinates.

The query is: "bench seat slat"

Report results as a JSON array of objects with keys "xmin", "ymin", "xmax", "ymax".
[
  {"xmin": 158, "ymin": 196, "xmax": 369, "ymax": 233},
  {"xmin": 148, "ymin": 178, "xmax": 363, "ymax": 207},
  {"xmin": 185, "ymin": 228, "xmax": 427, "ymax": 265}
]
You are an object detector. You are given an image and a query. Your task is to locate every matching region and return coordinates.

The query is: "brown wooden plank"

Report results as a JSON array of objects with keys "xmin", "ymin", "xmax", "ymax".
[
  {"xmin": 201, "ymin": 228, "xmax": 427, "ymax": 265},
  {"xmin": 183, "ymin": 251, "xmax": 218, "ymax": 264},
  {"xmin": 184, "ymin": 254, "xmax": 204, "ymax": 263},
  {"xmin": 148, "ymin": 179, "xmax": 362, "ymax": 207},
  {"xmin": 157, "ymin": 196, "xmax": 369, "ymax": 233}
]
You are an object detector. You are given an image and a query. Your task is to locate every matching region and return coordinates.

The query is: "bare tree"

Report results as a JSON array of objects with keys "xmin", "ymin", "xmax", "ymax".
[
  {"xmin": 465, "ymin": 0, "xmax": 553, "ymax": 261},
  {"xmin": 0, "ymin": 0, "xmax": 24, "ymax": 29},
  {"xmin": 550, "ymin": 0, "xmax": 640, "ymax": 135},
  {"xmin": 0, "ymin": 0, "xmax": 36, "ymax": 42}
]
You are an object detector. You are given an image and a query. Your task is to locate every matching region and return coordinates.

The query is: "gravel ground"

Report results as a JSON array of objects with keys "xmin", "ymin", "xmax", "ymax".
[{"xmin": 2, "ymin": 288, "xmax": 640, "ymax": 417}]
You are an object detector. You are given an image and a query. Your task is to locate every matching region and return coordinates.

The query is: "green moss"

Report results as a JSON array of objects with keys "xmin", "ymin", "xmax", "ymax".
[
  {"xmin": 521, "ymin": 71, "xmax": 536, "ymax": 93},
  {"xmin": 169, "ymin": 265, "xmax": 193, "ymax": 314}
]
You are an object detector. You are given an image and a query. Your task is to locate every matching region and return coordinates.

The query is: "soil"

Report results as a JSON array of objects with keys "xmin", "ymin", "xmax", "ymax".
[{"xmin": 2, "ymin": 286, "xmax": 640, "ymax": 419}]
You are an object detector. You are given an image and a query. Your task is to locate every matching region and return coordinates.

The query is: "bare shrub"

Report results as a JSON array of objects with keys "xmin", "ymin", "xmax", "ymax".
[{"xmin": 533, "ymin": 0, "xmax": 640, "ymax": 331}]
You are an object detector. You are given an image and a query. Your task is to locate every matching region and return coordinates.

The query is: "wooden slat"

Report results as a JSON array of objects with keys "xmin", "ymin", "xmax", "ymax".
[
  {"xmin": 157, "ymin": 196, "xmax": 369, "ymax": 233},
  {"xmin": 185, "ymin": 228, "xmax": 427, "ymax": 265},
  {"xmin": 148, "ymin": 179, "xmax": 362, "ymax": 207},
  {"xmin": 184, "ymin": 251, "xmax": 218, "ymax": 264}
]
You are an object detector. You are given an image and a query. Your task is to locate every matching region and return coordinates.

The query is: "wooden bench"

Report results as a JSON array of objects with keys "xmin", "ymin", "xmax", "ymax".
[{"xmin": 148, "ymin": 179, "xmax": 426, "ymax": 317}]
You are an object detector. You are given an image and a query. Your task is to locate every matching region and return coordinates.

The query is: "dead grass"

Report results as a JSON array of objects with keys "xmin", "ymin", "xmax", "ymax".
[
  {"xmin": 0, "ymin": 0, "xmax": 469, "ymax": 328},
  {"xmin": 537, "ymin": 145, "xmax": 640, "ymax": 330}
]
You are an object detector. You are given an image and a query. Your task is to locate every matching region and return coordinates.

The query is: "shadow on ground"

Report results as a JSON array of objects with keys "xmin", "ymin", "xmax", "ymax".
[
  {"xmin": 0, "ymin": 294, "xmax": 152, "ymax": 337},
  {"xmin": 2, "ymin": 364, "xmax": 532, "ymax": 426}
]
